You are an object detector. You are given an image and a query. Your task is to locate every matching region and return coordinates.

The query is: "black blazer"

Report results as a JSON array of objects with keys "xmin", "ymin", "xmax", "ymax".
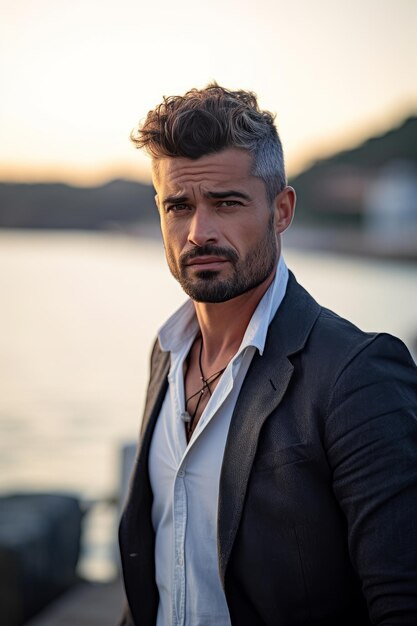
[{"xmin": 119, "ymin": 273, "xmax": 417, "ymax": 625}]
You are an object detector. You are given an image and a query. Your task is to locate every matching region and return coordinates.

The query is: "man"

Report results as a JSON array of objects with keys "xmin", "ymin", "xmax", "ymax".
[{"xmin": 119, "ymin": 84, "xmax": 417, "ymax": 625}]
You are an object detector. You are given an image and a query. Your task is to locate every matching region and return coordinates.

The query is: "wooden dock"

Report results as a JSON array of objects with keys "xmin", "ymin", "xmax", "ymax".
[{"xmin": 26, "ymin": 578, "xmax": 125, "ymax": 626}]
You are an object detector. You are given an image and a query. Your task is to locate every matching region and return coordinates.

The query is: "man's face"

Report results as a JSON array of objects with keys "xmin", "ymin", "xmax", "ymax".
[{"xmin": 153, "ymin": 148, "xmax": 288, "ymax": 303}]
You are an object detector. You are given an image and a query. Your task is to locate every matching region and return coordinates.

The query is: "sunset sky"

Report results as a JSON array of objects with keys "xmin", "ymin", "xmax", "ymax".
[{"xmin": 0, "ymin": 0, "xmax": 416, "ymax": 185}]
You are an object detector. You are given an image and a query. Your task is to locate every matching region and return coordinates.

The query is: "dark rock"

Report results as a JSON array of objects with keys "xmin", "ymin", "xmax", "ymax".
[{"xmin": 0, "ymin": 493, "xmax": 82, "ymax": 625}]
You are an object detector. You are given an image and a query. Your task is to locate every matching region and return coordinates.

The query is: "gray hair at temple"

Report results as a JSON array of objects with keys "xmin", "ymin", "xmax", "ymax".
[{"xmin": 130, "ymin": 83, "xmax": 287, "ymax": 205}]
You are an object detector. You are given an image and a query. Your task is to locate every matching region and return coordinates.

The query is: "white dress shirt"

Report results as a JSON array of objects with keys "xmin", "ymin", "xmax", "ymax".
[{"xmin": 148, "ymin": 256, "xmax": 289, "ymax": 626}]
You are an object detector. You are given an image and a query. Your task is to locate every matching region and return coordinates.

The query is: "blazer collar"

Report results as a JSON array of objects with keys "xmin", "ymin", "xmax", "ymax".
[{"xmin": 217, "ymin": 271, "xmax": 321, "ymax": 582}]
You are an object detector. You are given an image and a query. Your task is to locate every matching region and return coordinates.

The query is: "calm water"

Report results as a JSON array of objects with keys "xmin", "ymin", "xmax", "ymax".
[{"xmin": 1, "ymin": 230, "xmax": 416, "ymax": 578}]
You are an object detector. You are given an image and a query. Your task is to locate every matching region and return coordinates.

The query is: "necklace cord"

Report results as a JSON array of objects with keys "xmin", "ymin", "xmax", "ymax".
[{"xmin": 184, "ymin": 337, "xmax": 226, "ymax": 436}]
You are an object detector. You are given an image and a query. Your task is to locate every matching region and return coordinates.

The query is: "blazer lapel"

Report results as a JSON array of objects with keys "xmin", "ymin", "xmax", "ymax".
[
  {"xmin": 140, "ymin": 346, "xmax": 171, "ymax": 438},
  {"xmin": 217, "ymin": 273, "xmax": 321, "ymax": 583},
  {"xmin": 124, "ymin": 344, "xmax": 170, "ymax": 536},
  {"xmin": 119, "ymin": 345, "xmax": 170, "ymax": 623}
]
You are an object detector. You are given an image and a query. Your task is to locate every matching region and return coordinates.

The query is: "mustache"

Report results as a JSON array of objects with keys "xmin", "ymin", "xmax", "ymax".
[{"xmin": 179, "ymin": 245, "xmax": 239, "ymax": 267}]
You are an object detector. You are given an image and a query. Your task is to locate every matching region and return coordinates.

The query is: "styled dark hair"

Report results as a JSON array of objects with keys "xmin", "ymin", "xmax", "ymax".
[{"xmin": 131, "ymin": 83, "xmax": 286, "ymax": 204}]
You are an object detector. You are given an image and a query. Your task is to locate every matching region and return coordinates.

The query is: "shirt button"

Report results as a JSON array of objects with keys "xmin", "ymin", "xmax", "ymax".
[
  {"xmin": 178, "ymin": 469, "xmax": 185, "ymax": 477},
  {"xmin": 178, "ymin": 557, "xmax": 184, "ymax": 567}
]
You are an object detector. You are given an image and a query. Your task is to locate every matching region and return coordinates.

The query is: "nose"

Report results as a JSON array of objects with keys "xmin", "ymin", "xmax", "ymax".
[{"xmin": 188, "ymin": 207, "xmax": 217, "ymax": 247}]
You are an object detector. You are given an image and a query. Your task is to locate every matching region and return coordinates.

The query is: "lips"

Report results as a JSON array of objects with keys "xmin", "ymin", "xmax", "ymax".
[
  {"xmin": 186, "ymin": 256, "xmax": 229, "ymax": 271},
  {"xmin": 187, "ymin": 256, "xmax": 228, "ymax": 266},
  {"xmin": 180, "ymin": 246, "xmax": 239, "ymax": 272}
]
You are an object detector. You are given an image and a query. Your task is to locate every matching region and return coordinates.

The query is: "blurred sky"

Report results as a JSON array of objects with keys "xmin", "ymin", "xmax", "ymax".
[{"xmin": 0, "ymin": 0, "xmax": 416, "ymax": 185}]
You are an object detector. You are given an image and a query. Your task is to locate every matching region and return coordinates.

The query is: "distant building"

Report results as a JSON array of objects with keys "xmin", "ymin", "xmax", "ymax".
[
  {"xmin": 291, "ymin": 116, "xmax": 417, "ymax": 227},
  {"xmin": 288, "ymin": 116, "xmax": 417, "ymax": 257},
  {"xmin": 364, "ymin": 161, "xmax": 417, "ymax": 247}
]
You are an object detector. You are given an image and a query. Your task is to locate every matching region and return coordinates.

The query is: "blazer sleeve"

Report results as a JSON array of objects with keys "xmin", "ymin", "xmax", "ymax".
[{"xmin": 325, "ymin": 333, "xmax": 417, "ymax": 624}]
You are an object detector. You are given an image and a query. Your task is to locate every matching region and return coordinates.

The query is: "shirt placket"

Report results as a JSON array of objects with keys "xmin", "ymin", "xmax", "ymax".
[
  {"xmin": 172, "ymin": 465, "xmax": 187, "ymax": 626},
  {"xmin": 170, "ymin": 355, "xmax": 189, "ymax": 626}
]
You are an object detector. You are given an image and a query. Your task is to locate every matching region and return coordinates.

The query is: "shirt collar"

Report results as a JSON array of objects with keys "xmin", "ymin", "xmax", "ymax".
[
  {"xmin": 158, "ymin": 256, "xmax": 289, "ymax": 356},
  {"xmin": 237, "ymin": 254, "xmax": 288, "ymax": 356},
  {"xmin": 158, "ymin": 297, "xmax": 198, "ymax": 353}
]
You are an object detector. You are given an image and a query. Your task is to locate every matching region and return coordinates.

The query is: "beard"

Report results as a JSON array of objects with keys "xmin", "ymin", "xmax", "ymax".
[{"xmin": 165, "ymin": 214, "xmax": 278, "ymax": 303}]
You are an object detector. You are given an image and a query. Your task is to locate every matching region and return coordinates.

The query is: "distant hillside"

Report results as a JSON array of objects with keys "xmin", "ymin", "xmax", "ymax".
[
  {"xmin": 1, "ymin": 114, "xmax": 416, "ymax": 231},
  {"xmin": 318, "ymin": 115, "xmax": 417, "ymax": 167},
  {"xmin": 289, "ymin": 115, "xmax": 417, "ymax": 225},
  {"xmin": 0, "ymin": 179, "xmax": 156, "ymax": 229}
]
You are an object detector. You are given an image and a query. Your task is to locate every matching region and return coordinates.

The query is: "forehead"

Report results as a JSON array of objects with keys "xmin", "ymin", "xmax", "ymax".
[{"xmin": 153, "ymin": 148, "xmax": 255, "ymax": 195}]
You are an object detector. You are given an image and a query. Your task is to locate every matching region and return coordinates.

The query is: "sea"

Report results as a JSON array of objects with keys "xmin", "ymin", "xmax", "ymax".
[{"xmin": 1, "ymin": 229, "xmax": 416, "ymax": 580}]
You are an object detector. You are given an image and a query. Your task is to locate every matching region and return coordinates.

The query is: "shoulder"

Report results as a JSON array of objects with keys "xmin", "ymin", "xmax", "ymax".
[
  {"xmin": 277, "ymin": 274, "xmax": 416, "ymax": 406},
  {"xmin": 281, "ymin": 272, "xmax": 415, "ymax": 372},
  {"xmin": 303, "ymin": 307, "xmax": 417, "ymax": 442},
  {"xmin": 309, "ymin": 304, "xmax": 415, "ymax": 378}
]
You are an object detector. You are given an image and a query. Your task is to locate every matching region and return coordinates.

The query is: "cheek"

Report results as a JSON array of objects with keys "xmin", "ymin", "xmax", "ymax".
[
  {"xmin": 161, "ymin": 215, "xmax": 186, "ymax": 239},
  {"xmin": 160, "ymin": 216, "xmax": 176, "ymax": 241},
  {"xmin": 161, "ymin": 221, "xmax": 186, "ymax": 260},
  {"xmin": 231, "ymin": 219, "xmax": 268, "ymax": 248}
]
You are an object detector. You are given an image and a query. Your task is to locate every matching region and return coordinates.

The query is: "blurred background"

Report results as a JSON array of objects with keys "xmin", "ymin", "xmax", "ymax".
[{"xmin": 1, "ymin": 0, "xmax": 416, "ymax": 623}]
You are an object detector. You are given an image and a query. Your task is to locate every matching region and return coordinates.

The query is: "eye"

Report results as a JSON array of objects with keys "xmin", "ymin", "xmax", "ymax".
[
  {"xmin": 218, "ymin": 200, "xmax": 242, "ymax": 207},
  {"xmin": 166, "ymin": 203, "xmax": 190, "ymax": 213}
]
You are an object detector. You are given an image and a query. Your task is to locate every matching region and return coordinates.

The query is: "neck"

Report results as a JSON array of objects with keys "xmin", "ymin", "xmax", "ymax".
[{"xmin": 193, "ymin": 270, "xmax": 275, "ymax": 364}]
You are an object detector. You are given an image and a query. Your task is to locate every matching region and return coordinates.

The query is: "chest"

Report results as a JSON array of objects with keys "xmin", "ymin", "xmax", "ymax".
[
  {"xmin": 148, "ymin": 347, "xmax": 256, "ymax": 503},
  {"xmin": 183, "ymin": 361, "xmax": 225, "ymax": 439}
]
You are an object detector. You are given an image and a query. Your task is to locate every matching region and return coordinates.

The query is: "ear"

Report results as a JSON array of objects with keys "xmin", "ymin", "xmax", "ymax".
[
  {"xmin": 274, "ymin": 186, "xmax": 296, "ymax": 234},
  {"xmin": 154, "ymin": 194, "xmax": 160, "ymax": 212}
]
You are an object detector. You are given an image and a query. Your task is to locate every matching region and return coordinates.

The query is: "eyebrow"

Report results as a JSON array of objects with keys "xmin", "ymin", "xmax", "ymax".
[
  {"xmin": 162, "ymin": 194, "xmax": 189, "ymax": 206},
  {"xmin": 162, "ymin": 190, "xmax": 251, "ymax": 205},
  {"xmin": 206, "ymin": 190, "xmax": 251, "ymax": 201}
]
